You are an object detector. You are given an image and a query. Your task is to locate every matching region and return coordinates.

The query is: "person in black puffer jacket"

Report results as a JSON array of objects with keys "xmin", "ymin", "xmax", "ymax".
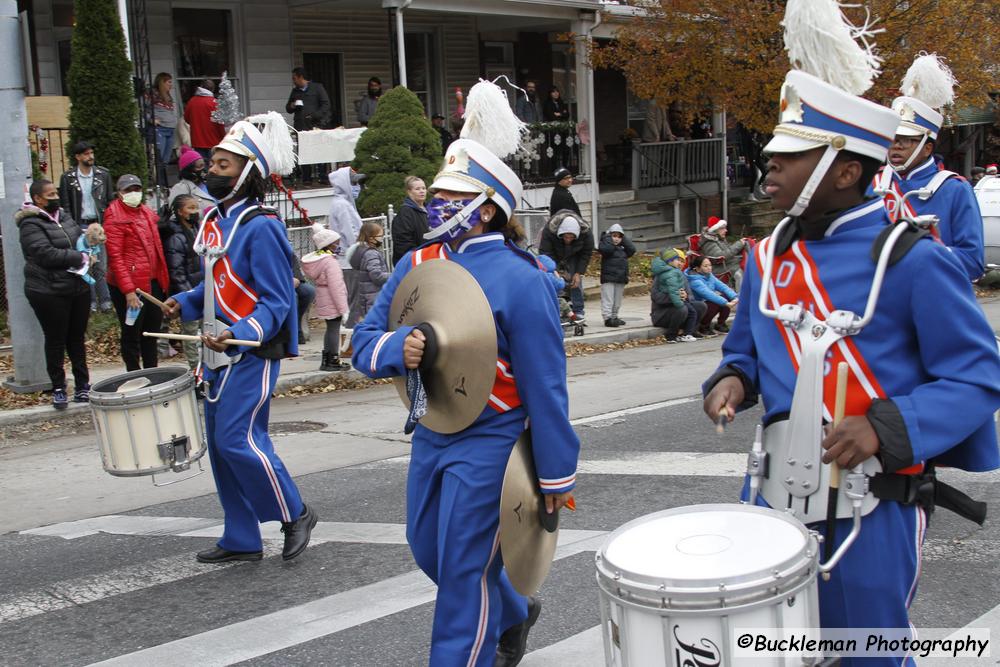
[
  {"xmin": 158, "ymin": 194, "xmax": 204, "ymax": 368},
  {"xmin": 17, "ymin": 179, "xmax": 92, "ymax": 409},
  {"xmin": 391, "ymin": 176, "xmax": 428, "ymax": 264},
  {"xmin": 598, "ymin": 223, "xmax": 636, "ymax": 327}
]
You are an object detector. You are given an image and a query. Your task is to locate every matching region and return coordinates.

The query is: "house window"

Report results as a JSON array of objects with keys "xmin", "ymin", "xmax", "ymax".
[
  {"xmin": 172, "ymin": 8, "xmax": 236, "ymax": 103},
  {"xmin": 551, "ymin": 43, "xmax": 576, "ymax": 105},
  {"xmin": 405, "ymin": 31, "xmax": 440, "ymax": 116}
]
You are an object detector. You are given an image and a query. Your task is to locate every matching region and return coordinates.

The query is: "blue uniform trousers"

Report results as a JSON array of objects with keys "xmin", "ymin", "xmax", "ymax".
[
  {"xmin": 204, "ymin": 353, "xmax": 304, "ymax": 553},
  {"xmin": 406, "ymin": 409, "xmax": 530, "ymax": 666},
  {"xmin": 747, "ymin": 482, "xmax": 924, "ymax": 666}
]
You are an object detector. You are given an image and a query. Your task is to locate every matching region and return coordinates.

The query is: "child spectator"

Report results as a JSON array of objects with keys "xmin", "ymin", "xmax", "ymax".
[
  {"xmin": 159, "ymin": 194, "xmax": 204, "ymax": 368},
  {"xmin": 349, "ymin": 221, "xmax": 390, "ymax": 323},
  {"xmin": 598, "ymin": 223, "xmax": 636, "ymax": 327},
  {"xmin": 650, "ymin": 247, "xmax": 698, "ymax": 342},
  {"xmin": 301, "ymin": 223, "xmax": 350, "ymax": 371},
  {"xmin": 686, "ymin": 253, "xmax": 738, "ymax": 336}
]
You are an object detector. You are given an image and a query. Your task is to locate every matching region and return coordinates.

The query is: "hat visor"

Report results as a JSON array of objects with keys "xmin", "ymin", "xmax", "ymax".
[
  {"xmin": 894, "ymin": 124, "xmax": 926, "ymax": 138},
  {"xmin": 429, "ymin": 174, "xmax": 484, "ymax": 196},
  {"xmin": 763, "ymin": 133, "xmax": 826, "ymax": 155}
]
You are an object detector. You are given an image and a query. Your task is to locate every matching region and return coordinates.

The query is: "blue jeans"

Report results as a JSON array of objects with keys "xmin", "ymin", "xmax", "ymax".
[
  {"xmin": 155, "ymin": 126, "xmax": 174, "ymax": 163},
  {"xmin": 570, "ymin": 284, "xmax": 584, "ymax": 316},
  {"xmin": 89, "ymin": 268, "xmax": 111, "ymax": 308}
]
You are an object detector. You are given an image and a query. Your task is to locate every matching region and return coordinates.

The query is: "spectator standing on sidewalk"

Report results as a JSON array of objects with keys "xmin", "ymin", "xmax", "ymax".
[
  {"xmin": 598, "ymin": 223, "xmax": 635, "ymax": 327},
  {"xmin": 301, "ymin": 224, "xmax": 350, "ymax": 371},
  {"xmin": 169, "ymin": 147, "xmax": 215, "ymax": 210},
  {"xmin": 650, "ymin": 247, "xmax": 698, "ymax": 343},
  {"xmin": 59, "ymin": 141, "xmax": 113, "ymax": 311},
  {"xmin": 391, "ymin": 176, "xmax": 428, "ymax": 264},
  {"xmin": 549, "ymin": 167, "xmax": 581, "ymax": 217},
  {"xmin": 151, "ymin": 73, "xmax": 178, "ymax": 186},
  {"xmin": 350, "ymin": 221, "xmax": 390, "ymax": 322},
  {"xmin": 104, "ymin": 174, "xmax": 170, "ymax": 371},
  {"xmin": 160, "ymin": 194, "xmax": 204, "ymax": 369},
  {"xmin": 699, "ymin": 217, "xmax": 747, "ymax": 290},
  {"xmin": 184, "ymin": 80, "xmax": 226, "ymax": 161},
  {"xmin": 686, "ymin": 254, "xmax": 737, "ymax": 337},
  {"xmin": 540, "ymin": 210, "xmax": 593, "ymax": 321},
  {"xmin": 17, "ymin": 180, "xmax": 92, "ymax": 410}
]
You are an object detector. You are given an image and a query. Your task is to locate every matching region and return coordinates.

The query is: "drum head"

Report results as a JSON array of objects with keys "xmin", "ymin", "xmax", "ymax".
[
  {"xmin": 602, "ymin": 504, "xmax": 810, "ymax": 589},
  {"xmin": 92, "ymin": 366, "xmax": 189, "ymax": 394}
]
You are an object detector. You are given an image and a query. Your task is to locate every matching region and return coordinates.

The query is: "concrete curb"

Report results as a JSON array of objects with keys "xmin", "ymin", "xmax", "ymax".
[{"xmin": 0, "ymin": 324, "xmax": 667, "ymax": 430}]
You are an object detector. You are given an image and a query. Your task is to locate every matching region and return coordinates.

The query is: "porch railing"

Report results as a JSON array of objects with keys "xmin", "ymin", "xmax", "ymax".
[
  {"xmin": 631, "ymin": 138, "xmax": 724, "ymax": 191},
  {"xmin": 507, "ymin": 123, "xmax": 583, "ymax": 185},
  {"xmin": 286, "ymin": 209, "xmax": 395, "ymax": 270},
  {"xmin": 28, "ymin": 126, "xmax": 72, "ymax": 184}
]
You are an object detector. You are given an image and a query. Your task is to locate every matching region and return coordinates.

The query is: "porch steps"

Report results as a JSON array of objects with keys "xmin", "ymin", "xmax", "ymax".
[{"xmin": 598, "ymin": 194, "xmax": 679, "ymax": 252}]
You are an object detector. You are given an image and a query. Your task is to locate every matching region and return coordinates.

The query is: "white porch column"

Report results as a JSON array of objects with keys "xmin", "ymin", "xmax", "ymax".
[
  {"xmin": 714, "ymin": 108, "xmax": 728, "ymax": 220},
  {"xmin": 574, "ymin": 13, "xmax": 601, "ymax": 245},
  {"xmin": 395, "ymin": 1, "xmax": 411, "ymax": 88},
  {"xmin": 117, "ymin": 0, "xmax": 131, "ymax": 59}
]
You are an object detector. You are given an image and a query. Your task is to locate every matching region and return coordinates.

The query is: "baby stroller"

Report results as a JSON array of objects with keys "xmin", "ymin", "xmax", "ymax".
[{"xmin": 536, "ymin": 254, "xmax": 586, "ymax": 337}]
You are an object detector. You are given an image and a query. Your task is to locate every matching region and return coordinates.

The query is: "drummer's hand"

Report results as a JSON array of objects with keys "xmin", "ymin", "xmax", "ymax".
[
  {"xmin": 125, "ymin": 291, "xmax": 142, "ymax": 310},
  {"xmin": 404, "ymin": 328, "xmax": 425, "ymax": 369},
  {"xmin": 544, "ymin": 492, "xmax": 574, "ymax": 514},
  {"xmin": 162, "ymin": 297, "xmax": 182, "ymax": 319},
  {"xmin": 822, "ymin": 416, "xmax": 879, "ymax": 469},
  {"xmin": 703, "ymin": 375, "xmax": 743, "ymax": 426},
  {"xmin": 202, "ymin": 329, "xmax": 233, "ymax": 353}
]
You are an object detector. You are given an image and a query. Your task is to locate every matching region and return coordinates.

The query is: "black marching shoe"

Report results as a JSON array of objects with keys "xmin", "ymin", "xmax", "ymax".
[
  {"xmin": 495, "ymin": 597, "xmax": 541, "ymax": 667},
  {"xmin": 195, "ymin": 546, "xmax": 263, "ymax": 564},
  {"xmin": 281, "ymin": 503, "xmax": 318, "ymax": 561}
]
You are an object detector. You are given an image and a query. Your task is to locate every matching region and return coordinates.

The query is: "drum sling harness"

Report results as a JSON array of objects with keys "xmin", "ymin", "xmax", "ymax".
[{"xmin": 870, "ymin": 464, "xmax": 988, "ymax": 525}]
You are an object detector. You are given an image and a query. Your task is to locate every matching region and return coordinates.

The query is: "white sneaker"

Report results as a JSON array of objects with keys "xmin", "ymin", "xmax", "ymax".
[{"xmin": 677, "ymin": 334, "xmax": 698, "ymax": 342}]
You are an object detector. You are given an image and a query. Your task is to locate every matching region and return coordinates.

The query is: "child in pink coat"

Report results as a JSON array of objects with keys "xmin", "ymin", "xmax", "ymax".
[{"xmin": 301, "ymin": 223, "xmax": 350, "ymax": 370}]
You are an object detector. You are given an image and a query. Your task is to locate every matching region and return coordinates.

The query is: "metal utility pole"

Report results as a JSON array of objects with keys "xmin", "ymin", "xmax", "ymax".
[{"xmin": 1, "ymin": 0, "xmax": 48, "ymax": 392}]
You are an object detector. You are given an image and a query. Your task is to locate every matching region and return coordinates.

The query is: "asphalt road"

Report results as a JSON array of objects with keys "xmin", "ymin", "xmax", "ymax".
[{"xmin": 1, "ymin": 307, "xmax": 999, "ymax": 666}]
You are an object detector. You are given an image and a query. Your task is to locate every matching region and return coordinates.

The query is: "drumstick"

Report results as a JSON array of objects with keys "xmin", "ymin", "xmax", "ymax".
[
  {"xmin": 142, "ymin": 332, "xmax": 262, "ymax": 348},
  {"xmin": 822, "ymin": 362, "xmax": 850, "ymax": 580},
  {"xmin": 135, "ymin": 288, "xmax": 168, "ymax": 310},
  {"xmin": 715, "ymin": 413, "xmax": 728, "ymax": 435}
]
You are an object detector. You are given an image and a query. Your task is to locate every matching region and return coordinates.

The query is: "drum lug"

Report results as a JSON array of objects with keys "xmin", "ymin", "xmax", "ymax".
[{"xmin": 158, "ymin": 435, "xmax": 192, "ymax": 471}]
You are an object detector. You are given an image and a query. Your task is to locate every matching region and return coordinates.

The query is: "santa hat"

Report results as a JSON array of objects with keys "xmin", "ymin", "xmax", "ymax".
[
  {"xmin": 987, "ymin": 164, "xmax": 998, "ymax": 175},
  {"xmin": 311, "ymin": 223, "xmax": 341, "ymax": 249},
  {"xmin": 707, "ymin": 217, "xmax": 727, "ymax": 233}
]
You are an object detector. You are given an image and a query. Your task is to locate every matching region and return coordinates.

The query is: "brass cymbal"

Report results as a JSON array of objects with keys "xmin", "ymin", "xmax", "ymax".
[
  {"xmin": 499, "ymin": 431, "xmax": 560, "ymax": 596},
  {"xmin": 388, "ymin": 259, "xmax": 497, "ymax": 434}
]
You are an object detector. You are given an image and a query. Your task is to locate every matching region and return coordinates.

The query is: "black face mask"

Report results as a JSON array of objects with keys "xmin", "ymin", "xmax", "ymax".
[
  {"xmin": 186, "ymin": 212, "xmax": 201, "ymax": 226},
  {"xmin": 43, "ymin": 198, "xmax": 60, "ymax": 214},
  {"xmin": 205, "ymin": 174, "xmax": 235, "ymax": 200}
]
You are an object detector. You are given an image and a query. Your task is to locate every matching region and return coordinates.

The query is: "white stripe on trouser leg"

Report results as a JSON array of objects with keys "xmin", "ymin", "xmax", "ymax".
[
  {"xmin": 246, "ymin": 359, "xmax": 291, "ymax": 522},
  {"xmin": 467, "ymin": 529, "xmax": 501, "ymax": 667},
  {"xmin": 905, "ymin": 505, "xmax": 926, "ymax": 608}
]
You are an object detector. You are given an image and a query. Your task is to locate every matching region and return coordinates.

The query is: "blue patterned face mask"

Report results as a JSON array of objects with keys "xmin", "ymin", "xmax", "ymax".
[{"xmin": 425, "ymin": 197, "xmax": 483, "ymax": 241}]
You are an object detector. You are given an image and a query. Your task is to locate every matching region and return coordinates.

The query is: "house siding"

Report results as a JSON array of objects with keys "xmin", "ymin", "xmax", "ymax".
[
  {"xmin": 289, "ymin": 7, "xmax": 479, "ymax": 126},
  {"xmin": 29, "ymin": 0, "xmax": 60, "ymax": 95}
]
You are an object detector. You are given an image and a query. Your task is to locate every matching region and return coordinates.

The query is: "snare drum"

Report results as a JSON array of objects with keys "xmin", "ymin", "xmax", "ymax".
[
  {"xmin": 596, "ymin": 504, "xmax": 820, "ymax": 667},
  {"xmin": 90, "ymin": 367, "xmax": 206, "ymax": 484}
]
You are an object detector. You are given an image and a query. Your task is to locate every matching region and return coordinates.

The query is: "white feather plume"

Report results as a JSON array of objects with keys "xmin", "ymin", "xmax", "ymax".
[
  {"xmin": 782, "ymin": 0, "xmax": 883, "ymax": 95},
  {"xmin": 459, "ymin": 79, "xmax": 527, "ymax": 159},
  {"xmin": 245, "ymin": 111, "xmax": 297, "ymax": 176},
  {"xmin": 901, "ymin": 53, "xmax": 956, "ymax": 108}
]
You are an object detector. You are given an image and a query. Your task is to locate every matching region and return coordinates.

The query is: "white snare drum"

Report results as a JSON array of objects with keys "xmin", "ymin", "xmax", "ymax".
[
  {"xmin": 596, "ymin": 504, "xmax": 821, "ymax": 667},
  {"xmin": 90, "ymin": 367, "xmax": 206, "ymax": 485}
]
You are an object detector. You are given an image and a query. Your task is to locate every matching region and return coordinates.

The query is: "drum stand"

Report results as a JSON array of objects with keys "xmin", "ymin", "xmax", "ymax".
[{"xmin": 752, "ymin": 208, "xmax": 926, "ymax": 573}]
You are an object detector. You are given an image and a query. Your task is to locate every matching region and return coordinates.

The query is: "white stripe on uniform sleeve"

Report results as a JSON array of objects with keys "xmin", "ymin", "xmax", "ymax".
[{"xmin": 370, "ymin": 332, "xmax": 395, "ymax": 374}]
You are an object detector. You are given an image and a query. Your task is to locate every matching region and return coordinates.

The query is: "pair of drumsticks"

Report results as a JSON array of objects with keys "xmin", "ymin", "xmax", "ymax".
[{"xmin": 135, "ymin": 289, "xmax": 261, "ymax": 348}]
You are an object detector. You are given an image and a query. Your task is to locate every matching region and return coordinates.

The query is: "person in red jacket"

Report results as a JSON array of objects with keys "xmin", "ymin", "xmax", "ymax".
[
  {"xmin": 104, "ymin": 174, "xmax": 170, "ymax": 371},
  {"xmin": 184, "ymin": 80, "xmax": 226, "ymax": 161}
]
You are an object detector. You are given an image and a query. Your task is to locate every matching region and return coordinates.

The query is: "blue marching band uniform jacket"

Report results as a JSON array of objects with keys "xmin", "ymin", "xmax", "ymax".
[
  {"xmin": 707, "ymin": 198, "xmax": 1000, "ymax": 652},
  {"xmin": 868, "ymin": 156, "xmax": 986, "ymax": 281}
]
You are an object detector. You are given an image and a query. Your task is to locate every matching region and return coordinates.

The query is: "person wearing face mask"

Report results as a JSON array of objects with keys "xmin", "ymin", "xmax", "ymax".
[
  {"xmin": 160, "ymin": 114, "xmax": 317, "ymax": 564},
  {"xmin": 327, "ymin": 165, "xmax": 364, "ymax": 326},
  {"xmin": 391, "ymin": 175, "xmax": 428, "ymax": 264},
  {"xmin": 160, "ymin": 194, "xmax": 204, "ymax": 369},
  {"xmin": 103, "ymin": 174, "xmax": 170, "ymax": 371},
  {"xmin": 17, "ymin": 180, "xmax": 93, "ymax": 410},
  {"xmin": 169, "ymin": 146, "xmax": 215, "ymax": 210},
  {"xmin": 356, "ymin": 76, "xmax": 383, "ymax": 127},
  {"xmin": 351, "ymin": 80, "xmax": 579, "ymax": 667},
  {"xmin": 349, "ymin": 220, "xmax": 389, "ymax": 322}
]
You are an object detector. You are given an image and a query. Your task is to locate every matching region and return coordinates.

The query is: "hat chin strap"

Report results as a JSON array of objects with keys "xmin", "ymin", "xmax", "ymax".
[
  {"xmin": 787, "ymin": 145, "xmax": 841, "ymax": 218},
  {"xmin": 423, "ymin": 192, "xmax": 490, "ymax": 241},
  {"xmin": 219, "ymin": 159, "xmax": 260, "ymax": 204},
  {"xmin": 891, "ymin": 133, "xmax": 929, "ymax": 174}
]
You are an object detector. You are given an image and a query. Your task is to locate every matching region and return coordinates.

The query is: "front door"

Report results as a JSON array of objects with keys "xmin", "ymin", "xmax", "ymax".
[{"xmin": 303, "ymin": 52, "xmax": 344, "ymax": 128}]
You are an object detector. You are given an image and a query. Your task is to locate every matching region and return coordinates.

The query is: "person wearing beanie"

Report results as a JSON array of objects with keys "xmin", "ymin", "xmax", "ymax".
[
  {"xmin": 301, "ymin": 223, "xmax": 350, "ymax": 371},
  {"xmin": 705, "ymin": 0, "xmax": 1000, "ymax": 647},
  {"xmin": 699, "ymin": 216, "xmax": 747, "ymax": 290},
  {"xmin": 540, "ymin": 210, "xmax": 593, "ymax": 320},
  {"xmin": 650, "ymin": 247, "xmax": 699, "ymax": 342},
  {"xmin": 598, "ymin": 222, "xmax": 635, "ymax": 327},
  {"xmin": 548, "ymin": 167, "xmax": 581, "ymax": 217},
  {"xmin": 168, "ymin": 146, "xmax": 215, "ymax": 210}
]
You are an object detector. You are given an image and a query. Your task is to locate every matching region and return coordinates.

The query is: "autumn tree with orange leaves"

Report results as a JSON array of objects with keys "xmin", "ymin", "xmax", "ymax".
[{"xmin": 591, "ymin": 0, "xmax": 999, "ymax": 134}]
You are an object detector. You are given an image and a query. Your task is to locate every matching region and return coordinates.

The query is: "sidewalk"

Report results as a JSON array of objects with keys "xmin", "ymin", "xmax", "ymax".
[{"xmin": 0, "ymin": 292, "xmax": 663, "ymax": 428}]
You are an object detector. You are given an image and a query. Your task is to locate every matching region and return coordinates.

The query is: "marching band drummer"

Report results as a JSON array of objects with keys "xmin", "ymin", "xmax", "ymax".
[
  {"xmin": 702, "ymin": 1, "xmax": 1000, "ymax": 663},
  {"xmin": 352, "ymin": 81, "xmax": 580, "ymax": 667},
  {"xmin": 162, "ymin": 117, "xmax": 318, "ymax": 564}
]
